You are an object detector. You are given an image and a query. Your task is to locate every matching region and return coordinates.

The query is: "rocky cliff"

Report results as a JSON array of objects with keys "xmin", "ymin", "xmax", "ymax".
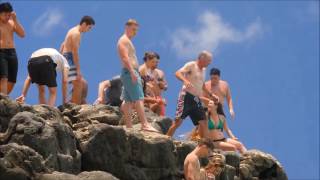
[{"xmin": 0, "ymin": 94, "xmax": 287, "ymax": 180}]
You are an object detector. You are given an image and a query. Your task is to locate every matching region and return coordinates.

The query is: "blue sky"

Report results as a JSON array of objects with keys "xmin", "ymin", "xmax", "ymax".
[{"xmin": 5, "ymin": 1, "xmax": 319, "ymax": 179}]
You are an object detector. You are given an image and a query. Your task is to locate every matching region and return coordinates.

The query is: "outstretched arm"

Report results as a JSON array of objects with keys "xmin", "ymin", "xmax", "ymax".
[{"xmin": 16, "ymin": 75, "xmax": 31, "ymax": 103}]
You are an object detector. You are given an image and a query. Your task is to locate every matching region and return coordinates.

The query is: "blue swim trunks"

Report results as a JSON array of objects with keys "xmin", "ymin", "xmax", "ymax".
[
  {"xmin": 121, "ymin": 68, "xmax": 144, "ymax": 102},
  {"xmin": 63, "ymin": 52, "xmax": 77, "ymax": 83}
]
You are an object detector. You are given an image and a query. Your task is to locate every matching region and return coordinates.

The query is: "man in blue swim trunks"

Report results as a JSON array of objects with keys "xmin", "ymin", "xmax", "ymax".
[
  {"xmin": 117, "ymin": 19, "xmax": 158, "ymax": 133},
  {"xmin": 60, "ymin": 15, "xmax": 95, "ymax": 104}
]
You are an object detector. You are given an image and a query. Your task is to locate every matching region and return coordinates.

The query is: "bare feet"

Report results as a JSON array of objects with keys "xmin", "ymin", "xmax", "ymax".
[{"xmin": 141, "ymin": 123, "xmax": 160, "ymax": 133}]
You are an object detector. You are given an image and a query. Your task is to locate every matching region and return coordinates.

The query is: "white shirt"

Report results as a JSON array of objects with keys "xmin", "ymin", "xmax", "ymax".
[
  {"xmin": 179, "ymin": 61, "xmax": 206, "ymax": 97},
  {"xmin": 31, "ymin": 48, "xmax": 70, "ymax": 72}
]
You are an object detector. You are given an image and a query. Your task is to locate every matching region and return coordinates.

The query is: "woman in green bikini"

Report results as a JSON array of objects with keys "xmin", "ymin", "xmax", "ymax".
[{"xmin": 207, "ymin": 100, "xmax": 247, "ymax": 154}]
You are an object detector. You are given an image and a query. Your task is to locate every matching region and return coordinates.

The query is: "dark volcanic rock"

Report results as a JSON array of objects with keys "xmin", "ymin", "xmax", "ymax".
[
  {"xmin": 0, "ymin": 143, "xmax": 48, "ymax": 180},
  {"xmin": 79, "ymin": 123, "xmax": 192, "ymax": 180},
  {"xmin": 0, "ymin": 97, "xmax": 288, "ymax": 180},
  {"xmin": 239, "ymin": 150, "xmax": 287, "ymax": 180},
  {"xmin": 36, "ymin": 171, "xmax": 119, "ymax": 180},
  {"xmin": 0, "ymin": 94, "xmax": 22, "ymax": 133},
  {"xmin": 1, "ymin": 105, "xmax": 81, "ymax": 174}
]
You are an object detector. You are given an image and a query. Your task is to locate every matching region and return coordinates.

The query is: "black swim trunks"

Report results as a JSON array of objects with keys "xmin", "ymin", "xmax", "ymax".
[
  {"xmin": 28, "ymin": 55, "xmax": 57, "ymax": 87},
  {"xmin": 0, "ymin": 49, "xmax": 18, "ymax": 83},
  {"xmin": 175, "ymin": 90, "xmax": 206, "ymax": 126}
]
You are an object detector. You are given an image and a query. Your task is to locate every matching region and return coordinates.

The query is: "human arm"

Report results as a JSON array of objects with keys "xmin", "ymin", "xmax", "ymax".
[
  {"xmin": 11, "ymin": 12, "xmax": 25, "ymax": 38},
  {"xmin": 226, "ymin": 83, "xmax": 235, "ymax": 119},
  {"xmin": 175, "ymin": 63, "xmax": 193, "ymax": 89},
  {"xmin": 94, "ymin": 80, "xmax": 111, "ymax": 105},
  {"xmin": 71, "ymin": 33, "xmax": 81, "ymax": 80},
  {"xmin": 222, "ymin": 116, "xmax": 237, "ymax": 140},
  {"xmin": 202, "ymin": 83, "xmax": 219, "ymax": 103},
  {"xmin": 61, "ymin": 67, "xmax": 69, "ymax": 104},
  {"xmin": 118, "ymin": 39, "xmax": 137, "ymax": 83},
  {"xmin": 16, "ymin": 75, "xmax": 31, "ymax": 103}
]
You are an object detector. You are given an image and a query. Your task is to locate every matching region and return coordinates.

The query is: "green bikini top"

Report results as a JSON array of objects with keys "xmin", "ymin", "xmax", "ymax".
[{"xmin": 208, "ymin": 117, "xmax": 224, "ymax": 131}]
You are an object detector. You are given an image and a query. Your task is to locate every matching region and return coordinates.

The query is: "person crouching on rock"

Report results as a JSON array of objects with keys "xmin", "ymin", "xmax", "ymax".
[
  {"xmin": 16, "ymin": 48, "xmax": 69, "ymax": 106},
  {"xmin": 184, "ymin": 138, "xmax": 214, "ymax": 180},
  {"xmin": 207, "ymin": 100, "xmax": 247, "ymax": 154}
]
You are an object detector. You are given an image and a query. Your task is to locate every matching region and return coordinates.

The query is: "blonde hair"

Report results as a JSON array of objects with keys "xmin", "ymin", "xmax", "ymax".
[
  {"xmin": 125, "ymin": 19, "xmax": 139, "ymax": 26},
  {"xmin": 188, "ymin": 127, "xmax": 201, "ymax": 142}
]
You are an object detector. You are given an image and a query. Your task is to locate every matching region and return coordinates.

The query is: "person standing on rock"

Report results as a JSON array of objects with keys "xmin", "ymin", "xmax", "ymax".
[
  {"xmin": 0, "ymin": 2, "xmax": 25, "ymax": 95},
  {"xmin": 139, "ymin": 51, "xmax": 168, "ymax": 116},
  {"xmin": 166, "ymin": 51, "xmax": 218, "ymax": 138},
  {"xmin": 205, "ymin": 68, "xmax": 235, "ymax": 119},
  {"xmin": 117, "ymin": 19, "xmax": 159, "ymax": 132},
  {"xmin": 184, "ymin": 138, "xmax": 214, "ymax": 180},
  {"xmin": 16, "ymin": 48, "xmax": 69, "ymax": 106},
  {"xmin": 60, "ymin": 15, "xmax": 95, "ymax": 104}
]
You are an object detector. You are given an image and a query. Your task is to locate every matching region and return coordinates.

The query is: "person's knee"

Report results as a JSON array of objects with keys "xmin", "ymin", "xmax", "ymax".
[
  {"xmin": 38, "ymin": 86, "xmax": 45, "ymax": 94},
  {"xmin": 49, "ymin": 88, "xmax": 57, "ymax": 95}
]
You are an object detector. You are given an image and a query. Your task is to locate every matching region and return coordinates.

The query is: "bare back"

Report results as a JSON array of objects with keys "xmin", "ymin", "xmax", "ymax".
[
  {"xmin": 61, "ymin": 26, "xmax": 81, "ymax": 53},
  {"xmin": 205, "ymin": 80, "xmax": 229, "ymax": 105},
  {"xmin": 184, "ymin": 153, "xmax": 201, "ymax": 180},
  {"xmin": 117, "ymin": 34, "xmax": 139, "ymax": 69},
  {"xmin": 0, "ymin": 20, "xmax": 15, "ymax": 48}
]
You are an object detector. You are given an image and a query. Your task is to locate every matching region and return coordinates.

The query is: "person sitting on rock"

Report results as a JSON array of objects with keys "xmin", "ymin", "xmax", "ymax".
[
  {"xmin": 94, "ymin": 75, "xmax": 123, "ymax": 107},
  {"xmin": 16, "ymin": 48, "xmax": 69, "ymax": 106},
  {"xmin": 184, "ymin": 138, "xmax": 214, "ymax": 180},
  {"xmin": 139, "ymin": 51, "xmax": 168, "ymax": 116},
  {"xmin": 200, "ymin": 152, "xmax": 225, "ymax": 180},
  {"xmin": 207, "ymin": 100, "xmax": 247, "ymax": 154}
]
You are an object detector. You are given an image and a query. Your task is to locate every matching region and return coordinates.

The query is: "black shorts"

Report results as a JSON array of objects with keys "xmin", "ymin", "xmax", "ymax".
[
  {"xmin": 0, "ymin": 49, "xmax": 18, "ymax": 83},
  {"xmin": 28, "ymin": 56, "xmax": 57, "ymax": 87},
  {"xmin": 175, "ymin": 91, "xmax": 206, "ymax": 126}
]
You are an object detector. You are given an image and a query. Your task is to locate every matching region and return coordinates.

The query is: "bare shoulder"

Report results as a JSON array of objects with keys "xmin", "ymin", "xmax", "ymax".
[
  {"xmin": 155, "ymin": 69, "xmax": 164, "ymax": 76},
  {"xmin": 220, "ymin": 80, "xmax": 229, "ymax": 87},
  {"xmin": 118, "ymin": 35, "xmax": 129, "ymax": 45}
]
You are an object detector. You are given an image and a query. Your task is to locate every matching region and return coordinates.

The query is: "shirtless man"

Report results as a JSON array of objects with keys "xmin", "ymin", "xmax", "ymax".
[
  {"xmin": 0, "ymin": 2, "xmax": 25, "ymax": 95},
  {"xmin": 205, "ymin": 68, "xmax": 235, "ymax": 119},
  {"xmin": 117, "ymin": 19, "xmax": 158, "ymax": 132},
  {"xmin": 60, "ymin": 15, "xmax": 95, "ymax": 104},
  {"xmin": 166, "ymin": 51, "xmax": 218, "ymax": 138},
  {"xmin": 139, "ymin": 51, "xmax": 168, "ymax": 116},
  {"xmin": 184, "ymin": 138, "xmax": 214, "ymax": 180}
]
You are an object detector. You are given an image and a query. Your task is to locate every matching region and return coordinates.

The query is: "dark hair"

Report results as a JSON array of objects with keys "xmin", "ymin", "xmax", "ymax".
[
  {"xmin": 143, "ymin": 52, "xmax": 160, "ymax": 62},
  {"xmin": 210, "ymin": 67, "xmax": 220, "ymax": 76},
  {"xmin": 208, "ymin": 103, "xmax": 225, "ymax": 117},
  {"xmin": 198, "ymin": 138, "xmax": 215, "ymax": 150},
  {"xmin": 80, "ymin": 16, "xmax": 95, "ymax": 25},
  {"xmin": 0, "ymin": 2, "xmax": 13, "ymax": 13}
]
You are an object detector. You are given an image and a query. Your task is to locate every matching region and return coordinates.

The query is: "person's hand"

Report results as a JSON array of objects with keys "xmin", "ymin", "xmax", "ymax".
[
  {"xmin": 11, "ymin": 12, "xmax": 17, "ymax": 21},
  {"xmin": 130, "ymin": 71, "xmax": 137, "ymax": 84},
  {"xmin": 230, "ymin": 109, "xmax": 235, "ymax": 120},
  {"xmin": 210, "ymin": 93, "xmax": 219, "ymax": 103},
  {"xmin": 94, "ymin": 97, "xmax": 104, "ymax": 105},
  {"xmin": 232, "ymin": 136, "xmax": 238, "ymax": 141},
  {"xmin": 16, "ymin": 95, "xmax": 25, "ymax": 104},
  {"xmin": 76, "ymin": 71, "xmax": 82, "ymax": 81},
  {"xmin": 184, "ymin": 80, "xmax": 193, "ymax": 89}
]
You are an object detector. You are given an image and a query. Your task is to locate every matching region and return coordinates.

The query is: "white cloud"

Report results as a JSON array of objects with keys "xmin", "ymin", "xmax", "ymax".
[
  {"xmin": 32, "ymin": 8, "xmax": 63, "ymax": 37},
  {"xmin": 171, "ymin": 11, "xmax": 264, "ymax": 58}
]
